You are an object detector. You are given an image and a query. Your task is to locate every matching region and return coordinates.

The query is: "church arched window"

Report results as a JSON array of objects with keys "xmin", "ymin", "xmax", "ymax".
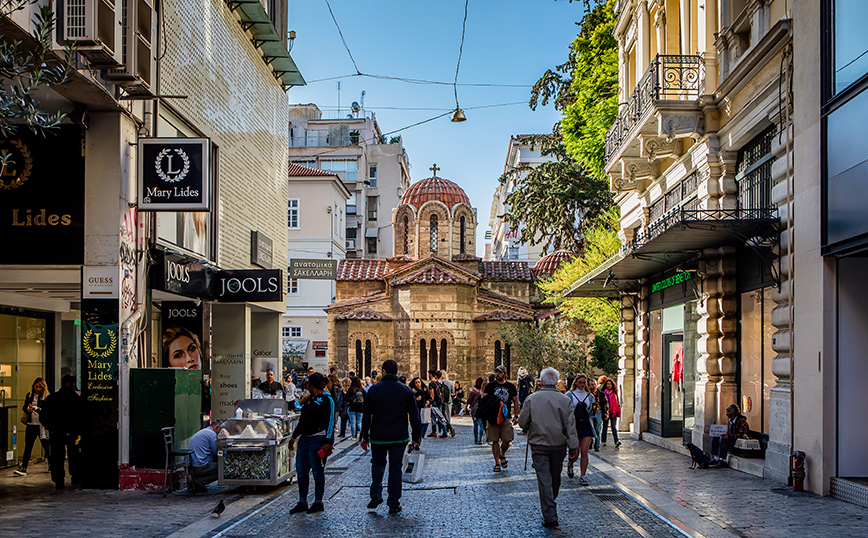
[
  {"xmin": 429, "ymin": 339, "xmax": 438, "ymax": 370},
  {"xmin": 365, "ymin": 339, "xmax": 372, "ymax": 377},
  {"xmin": 420, "ymin": 339, "xmax": 427, "ymax": 375},
  {"xmin": 430, "ymin": 215, "xmax": 438, "ymax": 252},
  {"xmin": 460, "ymin": 216, "xmax": 466, "ymax": 254},
  {"xmin": 440, "ymin": 338, "xmax": 447, "ymax": 371},
  {"xmin": 355, "ymin": 340, "xmax": 363, "ymax": 376},
  {"xmin": 494, "ymin": 340, "xmax": 502, "ymax": 369},
  {"xmin": 504, "ymin": 343, "xmax": 511, "ymax": 377},
  {"xmin": 402, "ymin": 215, "xmax": 409, "ymax": 255}
]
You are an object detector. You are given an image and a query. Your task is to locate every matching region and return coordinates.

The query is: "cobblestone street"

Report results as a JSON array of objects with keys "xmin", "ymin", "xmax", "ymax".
[{"xmin": 3, "ymin": 418, "xmax": 868, "ymax": 538}]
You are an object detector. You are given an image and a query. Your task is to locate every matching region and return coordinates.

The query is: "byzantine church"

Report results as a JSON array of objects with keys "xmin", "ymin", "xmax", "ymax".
[{"xmin": 326, "ymin": 167, "xmax": 576, "ymax": 383}]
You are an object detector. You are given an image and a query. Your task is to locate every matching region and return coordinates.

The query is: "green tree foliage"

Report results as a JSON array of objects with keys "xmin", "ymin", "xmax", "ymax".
[
  {"xmin": 1, "ymin": 0, "xmax": 75, "ymax": 138},
  {"xmin": 530, "ymin": 0, "xmax": 618, "ymax": 179},
  {"xmin": 537, "ymin": 207, "xmax": 621, "ymax": 333},
  {"xmin": 589, "ymin": 326, "xmax": 619, "ymax": 375},
  {"xmin": 498, "ymin": 318, "xmax": 589, "ymax": 379},
  {"xmin": 502, "ymin": 136, "xmax": 612, "ymax": 252}
]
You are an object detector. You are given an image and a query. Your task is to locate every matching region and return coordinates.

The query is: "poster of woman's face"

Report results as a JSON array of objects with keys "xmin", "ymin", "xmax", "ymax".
[{"xmin": 161, "ymin": 302, "xmax": 204, "ymax": 369}]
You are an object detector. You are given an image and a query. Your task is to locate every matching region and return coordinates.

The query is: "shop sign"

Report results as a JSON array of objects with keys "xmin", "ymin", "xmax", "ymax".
[
  {"xmin": 83, "ymin": 266, "xmax": 118, "ymax": 299},
  {"xmin": 211, "ymin": 269, "xmax": 283, "ymax": 303},
  {"xmin": 150, "ymin": 249, "xmax": 211, "ymax": 299},
  {"xmin": 651, "ymin": 271, "xmax": 692, "ymax": 293},
  {"xmin": 138, "ymin": 138, "xmax": 211, "ymax": 211},
  {"xmin": 0, "ymin": 126, "xmax": 84, "ymax": 264},
  {"xmin": 161, "ymin": 302, "xmax": 204, "ymax": 369},
  {"xmin": 312, "ymin": 341, "xmax": 328, "ymax": 350},
  {"xmin": 289, "ymin": 258, "xmax": 338, "ymax": 279},
  {"xmin": 250, "ymin": 230, "xmax": 273, "ymax": 268}
]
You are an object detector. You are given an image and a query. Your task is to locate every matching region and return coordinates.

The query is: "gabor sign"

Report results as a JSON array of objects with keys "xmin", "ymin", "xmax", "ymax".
[{"xmin": 138, "ymin": 138, "xmax": 211, "ymax": 211}]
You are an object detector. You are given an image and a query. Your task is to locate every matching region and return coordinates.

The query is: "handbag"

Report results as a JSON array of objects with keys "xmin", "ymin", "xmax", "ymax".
[
  {"xmin": 20, "ymin": 411, "xmax": 29, "ymax": 425},
  {"xmin": 420, "ymin": 407, "xmax": 432, "ymax": 424},
  {"xmin": 402, "ymin": 449, "xmax": 425, "ymax": 483}
]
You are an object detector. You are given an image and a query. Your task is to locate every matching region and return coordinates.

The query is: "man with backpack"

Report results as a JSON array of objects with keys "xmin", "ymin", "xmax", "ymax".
[
  {"xmin": 426, "ymin": 370, "xmax": 451, "ymax": 438},
  {"xmin": 483, "ymin": 365, "xmax": 520, "ymax": 472},
  {"xmin": 518, "ymin": 367, "xmax": 578, "ymax": 528}
]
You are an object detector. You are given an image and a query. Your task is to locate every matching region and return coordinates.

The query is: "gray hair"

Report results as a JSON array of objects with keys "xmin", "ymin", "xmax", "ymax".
[{"xmin": 539, "ymin": 367, "xmax": 559, "ymax": 387}]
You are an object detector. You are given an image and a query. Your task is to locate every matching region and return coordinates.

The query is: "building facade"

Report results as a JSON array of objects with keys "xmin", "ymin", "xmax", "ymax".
[
  {"xmin": 287, "ymin": 104, "xmax": 411, "ymax": 260},
  {"xmin": 284, "ymin": 164, "xmax": 350, "ymax": 372}
]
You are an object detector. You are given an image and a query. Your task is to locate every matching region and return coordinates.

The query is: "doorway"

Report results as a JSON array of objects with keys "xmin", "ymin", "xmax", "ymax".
[{"xmin": 662, "ymin": 333, "xmax": 684, "ymax": 438}]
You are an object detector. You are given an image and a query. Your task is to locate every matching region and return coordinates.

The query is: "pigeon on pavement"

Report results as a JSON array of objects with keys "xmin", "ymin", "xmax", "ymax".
[{"xmin": 211, "ymin": 499, "xmax": 225, "ymax": 518}]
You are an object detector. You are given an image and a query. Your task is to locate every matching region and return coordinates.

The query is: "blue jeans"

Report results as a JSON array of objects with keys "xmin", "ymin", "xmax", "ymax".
[
  {"xmin": 296, "ymin": 435, "xmax": 327, "ymax": 503},
  {"xmin": 602, "ymin": 416, "xmax": 620, "ymax": 444},
  {"xmin": 349, "ymin": 411, "xmax": 363, "ymax": 436},
  {"xmin": 590, "ymin": 414, "xmax": 602, "ymax": 450},
  {"xmin": 473, "ymin": 418, "xmax": 485, "ymax": 443},
  {"xmin": 420, "ymin": 423, "xmax": 429, "ymax": 438},
  {"xmin": 370, "ymin": 442, "xmax": 406, "ymax": 508}
]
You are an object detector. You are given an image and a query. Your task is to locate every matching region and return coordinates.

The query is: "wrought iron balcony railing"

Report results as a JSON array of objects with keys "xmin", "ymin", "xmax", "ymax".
[{"xmin": 605, "ymin": 54, "xmax": 705, "ymax": 163}]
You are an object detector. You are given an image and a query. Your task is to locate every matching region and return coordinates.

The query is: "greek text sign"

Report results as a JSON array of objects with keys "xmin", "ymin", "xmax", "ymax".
[
  {"xmin": 251, "ymin": 230, "xmax": 273, "ymax": 268},
  {"xmin": 289, "ymin": 259, "xmax": 338, "ymax": 279},
  {"xmin": 138, "ymin": 138, "xmax": 211, "ymax": 211}
]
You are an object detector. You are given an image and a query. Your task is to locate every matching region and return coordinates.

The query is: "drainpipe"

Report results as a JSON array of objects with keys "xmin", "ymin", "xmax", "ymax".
[{"xmin": 783, "ymin": 36, "xmax": 795, "ymax": 486}]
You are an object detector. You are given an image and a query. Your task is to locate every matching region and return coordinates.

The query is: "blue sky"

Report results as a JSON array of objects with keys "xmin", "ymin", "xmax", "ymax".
[{"xmin": 286, "ymin": 0, "xmax": 587, "ymax": 256}]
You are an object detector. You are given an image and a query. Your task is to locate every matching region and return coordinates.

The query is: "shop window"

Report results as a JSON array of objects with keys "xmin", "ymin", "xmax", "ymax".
[
  {"xmin": 739, "ymin": 288, "xmax": 775, "ymax": 435},
  {"xmin": 288, "ymin": 199, "xmax": 300, "ymax": 229},
  {"xmin": 649, "ymin": 310, "xmax": 663, "ymax": 424}
]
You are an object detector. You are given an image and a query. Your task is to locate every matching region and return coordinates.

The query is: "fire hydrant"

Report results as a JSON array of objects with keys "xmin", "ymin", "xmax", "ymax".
[{"xmin": 792, "ymin": 451, "xmax": 806, "ymax": 492}]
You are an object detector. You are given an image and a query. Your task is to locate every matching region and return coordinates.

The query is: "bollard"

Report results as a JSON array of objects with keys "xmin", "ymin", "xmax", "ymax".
[{"xmin": 792, "ymin": 451, "xmax": 806, "ymax": 492}]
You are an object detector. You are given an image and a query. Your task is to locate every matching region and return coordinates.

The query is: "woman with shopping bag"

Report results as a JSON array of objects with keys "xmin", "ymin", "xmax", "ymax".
[{"xmin": 411, "ymin": 377, "xmax": 431, "ymax": 438}]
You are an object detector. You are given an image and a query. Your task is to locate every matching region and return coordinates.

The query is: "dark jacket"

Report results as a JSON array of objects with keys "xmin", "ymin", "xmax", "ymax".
[
  {"xmin": 331, "ymin": 386, "xmax": 345, "ymax": 416},
  {"xmin": 361, "ymin": 375, "xmax": 422, "ymax": 444},
  {"xmin": 258, "ymin": 380, "xmax": 284, "ymax": 397},
  {"xmin": 39, "ymin": 386, "xmax": 84, "ymax": 435},
  {"xmin": 22, "ymin": 391, "xmax": 46, "ymax": 421},
  {"xmin": 347, "ymin": 386, "xmax": 365, "ymax": 413},
  {"xmin": 413, "ymin": 386, "xmax": 430, "ymax": 410},
  {"xmin": 291, "ymin": 391, "xmax": 335, "ymax": 444},
  {"xmin": 595, "ymin": 388, "xmax": 608, "ymax": 418}
]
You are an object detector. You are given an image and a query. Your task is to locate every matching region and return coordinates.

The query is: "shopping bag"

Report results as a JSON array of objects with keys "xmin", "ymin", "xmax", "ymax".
[
  {"xmin": 402, "ymin": 450, "xmax": 425, "ymax": 483},
  {"xmin": 430, "ymin": 406, "xmax": 447, "ymax": 428},
  {"xmin": 420, "ymin": 407, "xmax": 432, "ymax": 424}
]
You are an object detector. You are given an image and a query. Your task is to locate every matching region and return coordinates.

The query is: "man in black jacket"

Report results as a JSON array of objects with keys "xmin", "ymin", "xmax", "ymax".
[
  {"xmin": 287, "ymin": 372, "xmax": 334, "ymax": 514},
  {"xmin": 39, "ymin": 375, "xmax": 85, "ymax": 490},
  {"xmin": 360, "ymin": 360, "xmax": 421, "ymax": 514}
]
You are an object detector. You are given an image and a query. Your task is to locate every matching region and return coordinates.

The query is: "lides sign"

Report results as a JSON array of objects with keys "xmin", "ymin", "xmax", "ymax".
[{"xmin": 138, "ymin": 138, "xmax": 211, "ymax": 211}]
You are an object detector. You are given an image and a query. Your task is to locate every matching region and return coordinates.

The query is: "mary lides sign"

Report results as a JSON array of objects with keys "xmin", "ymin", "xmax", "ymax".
[{"xmin": 138, "ymin": 138, "xmax": 211, "ymax": 211}]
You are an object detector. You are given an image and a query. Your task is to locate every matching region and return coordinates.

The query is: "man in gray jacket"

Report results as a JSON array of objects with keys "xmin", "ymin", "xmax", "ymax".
[{"xmin": 518, "ymin": 367, "xmax": 578, "ymax": 528}]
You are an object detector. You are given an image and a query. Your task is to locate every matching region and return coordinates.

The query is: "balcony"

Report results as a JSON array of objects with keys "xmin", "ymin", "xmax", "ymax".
[{"xmin": 605, "ymin": 55, "xmax": 705, "ymax": 183}]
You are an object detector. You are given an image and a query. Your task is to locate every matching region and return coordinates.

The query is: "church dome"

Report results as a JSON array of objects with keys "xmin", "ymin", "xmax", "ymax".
[
  {"xmin": 401, "ymin": 175, "xmax": 470, "ymax": 209},
  {"xmin": 532, "ymin": 250, "xmax": 578, "ymax": 278}
]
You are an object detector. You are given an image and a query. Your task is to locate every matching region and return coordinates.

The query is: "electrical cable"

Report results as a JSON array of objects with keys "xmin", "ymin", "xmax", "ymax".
[
  {"xmin": 323, "ymin": 0, "xmax": 361, "ymax": 74},
  {"xmin": 305, "ymin": 72, "xmax": 533, "ymax": 88},
  {"xmin": 454, "ymin": 0, "xmax": 470, "ymax": 108}
]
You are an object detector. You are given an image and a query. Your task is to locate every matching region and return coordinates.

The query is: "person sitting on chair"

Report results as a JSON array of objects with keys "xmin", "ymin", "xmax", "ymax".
[
  {"xmin": 712, "ymin": 404, "xmax": 750, "ymax": 465},
  {"xmin": 188, "ymin": 420, "xmax": 222, "ymax": 491}
]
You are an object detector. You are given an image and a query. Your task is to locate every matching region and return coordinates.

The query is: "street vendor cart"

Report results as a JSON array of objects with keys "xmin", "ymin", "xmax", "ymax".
[{"xmin": 217, "ymin": 399, "xmax": 299, "ymax": 488}]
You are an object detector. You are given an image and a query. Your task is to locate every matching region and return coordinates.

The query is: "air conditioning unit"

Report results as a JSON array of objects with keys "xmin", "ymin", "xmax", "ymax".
[
  {"xmin": 106, "ymin": 0, "xmax": 156, "ymax": 95},
  {"xmin": 346, "ymin": 239, "xmax": 356, "ymax": 249},
  {"xmin": 63, "ymin": 0, "xmax": 123, "ymax": 67}
]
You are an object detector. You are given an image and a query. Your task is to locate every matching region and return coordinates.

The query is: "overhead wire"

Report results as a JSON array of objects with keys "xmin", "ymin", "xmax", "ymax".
[
  {"xmin": 323, "ymin": 0, "xmax": 361, "ymax": 74},
  {"xmin": 453, "ymin": 0, "xmax": 470, "ymax": 109},
  {"xmin": 304, "ymin": 72, "xmax": 533, "ymax": 88}
]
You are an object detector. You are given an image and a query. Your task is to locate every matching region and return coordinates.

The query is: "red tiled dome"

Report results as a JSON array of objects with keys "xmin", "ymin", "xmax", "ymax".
[
  {"xmin": 400, "ymin": 176, "xmax": 471, "ymax": 209},
  {"xmin": 532, "ymin": 250, "xmax": 578, "ymax": 278}
]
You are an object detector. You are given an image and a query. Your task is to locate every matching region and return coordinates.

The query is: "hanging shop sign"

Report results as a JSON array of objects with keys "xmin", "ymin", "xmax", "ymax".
[
  {"xmin": 289, "ymin": 258, "xmax": 338, "ymax": 279},
  {"xmin": 138, "ymin": 138, "xmax": 211, "ymax": 211},
  {"xmin": 651, "ymin": 271, "xmax": 692, "ymax": 293},
  {"xmin": 211, "ymin": 269, "xmax": 283, "ymax": 303},
  {"xmin": 150, "ymin": 249, "xmax": 211, "ymax": 299},
  {"xmin": 83, "ymin": 266, "xmax": 119, "ymax": 299},
  {"xmin": 161, "ymin": 302, "xmax": 204, "ymax": 369},
  {"xmin": 251, "ymin": 230, "xmax": 273, "ymax": 268},
  {"xmin": 0, "ymin": 126, "xmax": 84, "ymax": 264}
]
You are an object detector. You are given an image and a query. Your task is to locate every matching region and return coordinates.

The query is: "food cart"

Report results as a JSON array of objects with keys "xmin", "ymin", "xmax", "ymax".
[{"xmin": 217, "ymin": 399, "xmax": 299, "ymax": 488}]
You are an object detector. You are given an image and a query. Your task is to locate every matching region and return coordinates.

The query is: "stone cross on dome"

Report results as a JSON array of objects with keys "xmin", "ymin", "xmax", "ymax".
[{"xmin": 429, "ymin": 164, "xmax": 440, "ymax": 177}]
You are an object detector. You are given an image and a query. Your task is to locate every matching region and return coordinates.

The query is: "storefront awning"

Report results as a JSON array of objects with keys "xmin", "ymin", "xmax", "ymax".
[{"xmin": 566, "ymin": 208, "xmax": 778, "ymax": 298}]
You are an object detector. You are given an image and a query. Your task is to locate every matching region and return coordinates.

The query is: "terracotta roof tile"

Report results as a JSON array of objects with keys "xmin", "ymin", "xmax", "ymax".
[
  {"xmin": 478, "ymin": 288, "xmax": 534, "ymax": 312},
  {"xmin": 400, "ymin": 176, "xmax": 471, "ymax": 209},
  {"xmin": 288, "ymin": 162, "xmax": 339, "ymax": 178},
  {"xmin": 531, "ymin": 250, "xmax": 578, "ymax": 278},
  {"xmin": 391, "ymin": 265, "xmax": 475, "ymax": 286},
  {"xmin": 451, "ymin": 253, "xmax": 481, "ymax": 262},
  {"xmin": 474, "ymin": 310, "xmax": 533, "ymax": 322},
  {"xmin": 480, "ymin": 261, "xmax": 534, "ymax": 281},
  {"xmin": 337, "ymin": 259, "xmax": 389, "ymax": 281},
  {"xmin": 335, "ymin": 308, "xmax": 392, "ymax": 321},
  {"xmin": 326, "ymin": 292, "xmax": 389, "ymax": 310}
]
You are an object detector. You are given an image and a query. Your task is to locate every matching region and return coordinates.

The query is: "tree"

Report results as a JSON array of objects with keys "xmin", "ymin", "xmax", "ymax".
[
  {"xmin": 497, "ymin": 317, "xmax": 590, "ymax": 379},
  {"xmin": 589, "ymin": 326, "xmax": 619, "ymax": 375},
  {"xmin": 1, "ymin": 0, "xmax": 75, "ymax": 138},
  {"xmin": 502, "ymin": 136, "xmax": 612, "ymax": 252}
]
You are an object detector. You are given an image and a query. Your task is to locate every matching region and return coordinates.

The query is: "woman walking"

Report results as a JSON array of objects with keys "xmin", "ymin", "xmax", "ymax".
[
  {"xmin": 328, "ymin": 374, "xmax": 345, "ymax": 439},
  {"xmin": 566, "ymin": 373, "xmax": 595, "ymax": 485},
  {"xmin": 465, "ymin": 377, "xmax": 485, "ymax": 444},
  {"xmin": 338, "ymin": 378, "xmax": 351, "ymax": 438},
  {"xmin": 346, "ymin": 377, "xmax": 365, "ymax": 439},
  {"xmin": 588, "ymin": 378, "xmax": 603, "ymax": 452},
  {"xmin": 411, "ymin": 377, "xmax": 431, "ymax": 438},
  {"xmin": 601, "ymin": 379, "xmax": 622, "ymax": 447},
  {"xmin": 14, "ymin": 377, "xmax": 50, "ymax": 476},
  {"xmin": 452, "ymin": 380, "xmax": 465, "ymax": 416},
  {"xmin": 287, "ymin": 373, "xmax": 334, "ymax": 514}
]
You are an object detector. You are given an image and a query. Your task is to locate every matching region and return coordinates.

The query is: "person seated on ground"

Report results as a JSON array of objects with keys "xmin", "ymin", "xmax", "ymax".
[
  {"xmin": 189, "ymin": 420, "xmax": 222, "ymax": 490},
  {"xmin": 258, "ymin": 368, "xmax": 284, "ymax": 398},
  {"xmin": 712, "ymin": 404, "xmax": 750, "ymax": 465}
]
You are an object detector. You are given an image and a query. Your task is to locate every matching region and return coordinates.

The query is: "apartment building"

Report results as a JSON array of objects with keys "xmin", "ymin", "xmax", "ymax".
[{"xmin": 287, "ymin": 104, "xmax": 411, "ymax": 259}]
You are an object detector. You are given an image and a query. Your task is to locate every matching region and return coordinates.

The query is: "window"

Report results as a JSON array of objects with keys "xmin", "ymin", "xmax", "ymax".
[
  {"xmin": 288, "ymin": 199, "xmax": 299, "ymax": 229},
  {"xmin": 430, "ymin": 215, "xmax": 438, "ymax": 252},
  {"xmin": 460, "ymin": 216, "xmax": 466, "ymax": 254},
  {"xmin": 833, "ymin": 0, "xmax": 868, "ymax": 95},
  {"xmin": 356, "ymin": 340, "xmax": 363, "ymax": 376},
  {"xmin": 736, "ymin": 125, "xmax": 775, "ymax": 210},
  {"xmin": 364, "ymin": 339, "xmax": 372, "ymax": 376},
  {"xmin": 321, "ymin": 159, "xmax": 357, "ymax": 182},
  {"xmin": 368, "ymin": 164, "xmax": 377, "ymax": 188},
  {"xmin": 284, "ymin": 326, "xmax": 302, "ymax": 338},
  {"xmin": 347, "ymin": 192, "xmax": 357, "ymax": 215},
  {"xmin": 420, "ymin": 339, "xmax": 427, "ymax": 375},
  {"xmin": 429, "ymin": 339, "xmax": 438, "ymax": 372},
  {"xmin": 366, "ymin": 237, "xmax": 377, "ymax": 254},
  {"xmin": 367, "ymin": 196, "xmax": 378, "ymax": 221},
  {"xmin": 402, "ymin": 215, "xmax": 409, "ymax": 255},
  {"xmin": 739, "ymin": 288, "xmax": 775, "ymax": 435},
  {"xmin": 287, "ymin": 277, "xmax": 299, "ymax": 295},
  {"xmin": 439, "ymin": 338, "xmax": 447, "ymax": 371}
]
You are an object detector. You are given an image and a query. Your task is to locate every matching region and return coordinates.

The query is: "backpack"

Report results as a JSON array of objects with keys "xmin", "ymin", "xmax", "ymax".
[
  {"xmin": 437, "ymin": 381, "xmax": 451, "ymax": 405},
  {"xmin": 477, "ymin": 393, "xmax": 507, "ymax": 424},
  {"xmin": 571, "ymin": 392, "xmax": 591, "ymax": 428}
]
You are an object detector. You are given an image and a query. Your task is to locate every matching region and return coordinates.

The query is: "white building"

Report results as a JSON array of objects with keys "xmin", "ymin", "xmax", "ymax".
[
  {"xmin": 287, "ymin": 104, "xmax": 411, "ymax": 259},
  {"xmin": 487, "ymin": 135, "xmax": 556, "ymax": 262},
  {"xmin": 284, "ymin": 164, "xmax": 350, "ymax": 372}
]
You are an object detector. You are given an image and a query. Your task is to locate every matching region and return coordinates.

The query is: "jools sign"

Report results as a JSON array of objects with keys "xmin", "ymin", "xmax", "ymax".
[
  {"xmin": 138, "ymin": 138, "xmax": 211, "ymax": 211},
  {"xmin": 211, "ymin": 269, "xmax": 283, "ymax": 303}
]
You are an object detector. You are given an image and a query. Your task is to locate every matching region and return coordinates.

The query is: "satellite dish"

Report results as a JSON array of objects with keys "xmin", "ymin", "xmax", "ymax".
[{"xmin": 351, "ymin": 101, "xmax": 360, "ymax": 112}]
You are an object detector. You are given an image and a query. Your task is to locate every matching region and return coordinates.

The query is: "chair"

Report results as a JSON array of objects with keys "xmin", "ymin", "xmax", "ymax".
[{"xmin": 162, "ymin": 427, "xmax": 194, "ymax": 497}]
